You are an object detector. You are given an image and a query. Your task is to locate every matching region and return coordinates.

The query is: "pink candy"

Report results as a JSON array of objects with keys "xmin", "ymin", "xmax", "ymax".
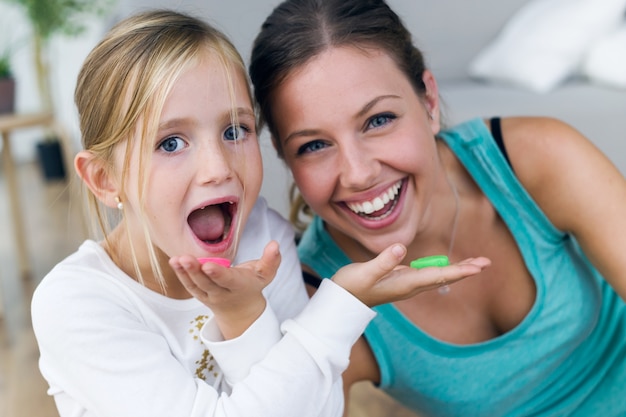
[{"xmin": 197, "ymin": 257, "xmax": 232, "ymax": 267}]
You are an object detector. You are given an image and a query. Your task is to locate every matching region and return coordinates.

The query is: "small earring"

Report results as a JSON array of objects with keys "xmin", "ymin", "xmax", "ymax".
[{"xmin": 114, "ymin": 196, "xmax": 123, "ymax": 210}]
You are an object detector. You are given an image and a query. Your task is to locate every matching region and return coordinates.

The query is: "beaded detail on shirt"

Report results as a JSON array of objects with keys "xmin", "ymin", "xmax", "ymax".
[{"xmin": 189, "ymin": 314, "xmax": 220, "ymax": 380}]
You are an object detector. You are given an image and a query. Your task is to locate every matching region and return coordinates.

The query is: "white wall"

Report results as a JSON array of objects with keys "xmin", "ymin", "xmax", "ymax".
[
  {"xmin": 1, "ymin": 0, "xmax": 295, "ymax": 217},
  {"xmin": 4, "ymin": 0, "xmax": 472, "ymax": 218},
  {"xmin": 0, "ymin": 0, "xmax": 537, "ymax": 218}
]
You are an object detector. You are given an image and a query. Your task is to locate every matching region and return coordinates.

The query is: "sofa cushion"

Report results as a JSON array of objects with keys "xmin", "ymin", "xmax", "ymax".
[
  {"xmin": 388, "ymin": 0, "xmax": 529, "ymax": 81},
  {"xmin": 439, "ymin": 80, "xmax": 626, "ymax": 172},
  {"xmin": 582, "ymin": 23, "xmax": 626, "ymax": 89},
  {"xmin": 466, "ymin": 0, "xmax": 626, "ymax": 92}
]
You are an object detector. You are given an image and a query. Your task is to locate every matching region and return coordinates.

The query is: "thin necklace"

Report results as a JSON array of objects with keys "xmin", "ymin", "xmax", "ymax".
[{"xmin": 439, "ymin": 169, "xmax": 460, "ymax": 295}]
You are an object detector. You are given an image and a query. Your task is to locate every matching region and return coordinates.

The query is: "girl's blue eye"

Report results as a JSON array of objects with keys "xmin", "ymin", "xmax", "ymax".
[
  {"xmin": 367, "ymin": 113, "xmax": 396, "ymax": 129},
  {"xmin": 224, "ymin": 125, "xmax": 249, "ymax": 141},
  {"xmin": 159, "ymin": 136, "xmax": 185, "ymax": 153},
  {"xmin": 297, "ymin": 140, "xmax": 327, "ymax": 155}
]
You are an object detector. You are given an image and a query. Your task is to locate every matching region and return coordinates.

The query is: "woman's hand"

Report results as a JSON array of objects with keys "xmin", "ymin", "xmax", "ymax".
[
  {"xmin": 332, "ymin": 244, "xmax": 491, "ymax": 307},
  {"xmin": 169, "ymin": 241, "xmax": 281, "ymax": 339}
]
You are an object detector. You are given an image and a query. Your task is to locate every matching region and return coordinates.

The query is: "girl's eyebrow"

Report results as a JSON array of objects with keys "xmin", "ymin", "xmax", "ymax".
[
  {"xmin": 219, "ymin": 107, "xmax": 256, "ymax": 126},
  {"xmin": 158, "ymin": 117, "xmax": 196, "ymax": 131},
  {"xmin": 158, "ymin": 108, "xmax": 255, "ymax": 131},
  {"xmin": 233, "ymin": 107, "xmax": 255, "ymax": 118}
]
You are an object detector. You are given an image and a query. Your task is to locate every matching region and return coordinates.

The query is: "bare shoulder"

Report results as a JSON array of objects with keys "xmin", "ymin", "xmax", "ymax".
[
  {"xmin": 496, "ymin": 116, "xmax": 589, "ymax": 169},
  {"xmin": 495, "ymin": 116, "xmax": 599, "ymax": 184},
  {"xmin": 494, "ymin": 116, "xmax": 622, "ymax": 230}
]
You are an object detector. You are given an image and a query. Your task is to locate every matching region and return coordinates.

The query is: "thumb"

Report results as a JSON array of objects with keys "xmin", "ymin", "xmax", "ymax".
[
  {"xmin": 332, "ymin": 243, "xmax": 406, "ymax": 290},
  {"xmin": 370, "ymin": 244, "xmax": 407, "ymax": 278},
  {"xmin": 255, "ymin": 240, "xmax": 281, "ymax": 281}
]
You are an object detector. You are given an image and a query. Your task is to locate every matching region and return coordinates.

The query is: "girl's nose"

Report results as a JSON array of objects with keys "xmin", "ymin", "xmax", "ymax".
[{"xmin": 196, "ymin": 142, "xmax": 234, "ymax": 185}]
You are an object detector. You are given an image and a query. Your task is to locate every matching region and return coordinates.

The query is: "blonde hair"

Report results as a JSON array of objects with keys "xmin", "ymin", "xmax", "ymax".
[{"xmin": 75, "ymin": 9, "xmax": 251, "ymax": 289}]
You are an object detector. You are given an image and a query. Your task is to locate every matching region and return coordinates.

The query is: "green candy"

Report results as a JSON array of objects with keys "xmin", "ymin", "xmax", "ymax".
[{"xmin": 410, "ymin": 255, "xmax": 450, "ymax": 269}]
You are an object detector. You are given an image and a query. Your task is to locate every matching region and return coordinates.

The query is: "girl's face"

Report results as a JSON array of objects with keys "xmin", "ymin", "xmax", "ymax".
[
  {"xmin": 271, "ymin": 46, "xmax": 441, "ymax": 254},
  {"xmin": 119, "ymin": 56, "xmax": 262, "ymax": 262}
]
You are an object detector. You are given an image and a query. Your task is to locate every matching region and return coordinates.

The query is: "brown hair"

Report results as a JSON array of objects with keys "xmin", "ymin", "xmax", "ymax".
[{"xmin": 249, "ymin": 0, "xmax": 429, "ymax": 228}]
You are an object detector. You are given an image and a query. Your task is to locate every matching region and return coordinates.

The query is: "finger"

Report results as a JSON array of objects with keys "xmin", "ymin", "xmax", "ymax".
[
  {"xmin": 367, "ymin": 244, "xmax": 407, "ymax": 279},
  {"xmin": 456, "ymin": 257, "xmax": 492, "ymax": 269},
  {"xmin": 391, "ymin": 256, "xmax": 491, "ymax": 294},
  {"xmin": 170, "ymin": 256, "xmax": 216, "ymax": 298},
  {"xmin": 254, "ymin": 240, "xmax": 281, "ymax": 282},
  {"xmin": 176, "ymin": 255, "xmax": 229, "ymax": 293},
  {"xmin": 198, "ymin": 261, "xmax": 234, "ymax": 291},
  {"xmin": 330, "ymin": 244, "xmax": 406, "ymax": 299}
]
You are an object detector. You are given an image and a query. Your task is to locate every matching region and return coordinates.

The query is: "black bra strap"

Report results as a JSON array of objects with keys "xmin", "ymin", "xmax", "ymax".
[
  {"xmin": 302, "ymin": 270, "xmax": 323, "ymax": 288},
  {"xmin": 490, "ymin": 117, "xmax": 512, "ymax": 168}
]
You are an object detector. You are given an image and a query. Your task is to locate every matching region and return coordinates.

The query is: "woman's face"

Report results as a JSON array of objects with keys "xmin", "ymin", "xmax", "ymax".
[
  {"xmin": 118, "ymin": 56, "xmax": 262, "ymax": 263},
  {"xmin": 271, "ymin": 46, "xmax": 441, "ymax": 254}
]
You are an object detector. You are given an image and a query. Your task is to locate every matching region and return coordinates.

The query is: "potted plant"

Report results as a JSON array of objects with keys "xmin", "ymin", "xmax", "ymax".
[
  {"xmin": 0, "ymin": 40, "xmax": 16, "ymax": 114},
  {"xmin": 6, "ymin": 0, "xmax": 115, "ymax": 180}
]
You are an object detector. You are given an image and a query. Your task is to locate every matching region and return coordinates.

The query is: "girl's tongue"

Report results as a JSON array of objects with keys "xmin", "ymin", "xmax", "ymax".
[{"xmin": 187, "ymin": 205, "xmax": 227, "ymax": 243}]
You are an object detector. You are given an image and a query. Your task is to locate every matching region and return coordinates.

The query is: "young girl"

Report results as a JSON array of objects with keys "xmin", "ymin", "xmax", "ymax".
[
  {"xmin": 250, "ymin": 0, "xmax": 626, "ymax": 416},
  {"xmin": 31, "ymin": 9, "xmax": 489, "ymax": 417}
]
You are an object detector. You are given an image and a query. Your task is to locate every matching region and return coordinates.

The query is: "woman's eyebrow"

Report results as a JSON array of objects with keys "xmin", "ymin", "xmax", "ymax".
[
  {"xmin": 283, "ymin": 96, "xmax": 402, "ymax": 145},
  {"xmin": 283, "ymin": 128, "xmax": 323, "ymax": 146},
  {"xmin": 355, "ymin": 95, "xmax": 401, "ymax": 119}
]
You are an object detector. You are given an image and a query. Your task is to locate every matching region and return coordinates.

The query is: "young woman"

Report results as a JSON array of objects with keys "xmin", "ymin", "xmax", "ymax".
[
  {"xmin": 31, "ymin": 9, "xmax": 488, "ymax": 417},
  {"xmin": 249, "ymin": 0, "xmax": 626, "ymax": 415}
]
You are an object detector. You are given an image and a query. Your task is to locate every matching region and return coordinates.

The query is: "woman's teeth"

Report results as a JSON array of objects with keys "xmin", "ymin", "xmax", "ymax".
[{"xmin": 346, "ymin": 180, "xmax": 402, "ymax": 215}]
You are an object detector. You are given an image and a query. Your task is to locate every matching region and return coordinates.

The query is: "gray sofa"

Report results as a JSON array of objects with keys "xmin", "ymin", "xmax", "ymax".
[{"xmin": 397, "ymin": 0, "xmax": 626, "ymax": 170}]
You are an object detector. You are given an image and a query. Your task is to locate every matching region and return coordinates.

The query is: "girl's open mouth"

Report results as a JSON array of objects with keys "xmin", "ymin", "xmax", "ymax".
[{"xmin": 187, "ymin": 201, "xmax": 235, "ymax": 244}]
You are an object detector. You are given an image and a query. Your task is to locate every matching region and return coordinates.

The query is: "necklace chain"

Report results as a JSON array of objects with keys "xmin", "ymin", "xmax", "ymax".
[{"xmin": 439, "ymin": 168, "xmax": 460, "ymax": 295}]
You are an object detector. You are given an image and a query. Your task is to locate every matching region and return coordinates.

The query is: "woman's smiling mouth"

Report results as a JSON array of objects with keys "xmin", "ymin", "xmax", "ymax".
[{"xmin": 345, "ymin": 179, "xmax": 402, "ymax": 220}]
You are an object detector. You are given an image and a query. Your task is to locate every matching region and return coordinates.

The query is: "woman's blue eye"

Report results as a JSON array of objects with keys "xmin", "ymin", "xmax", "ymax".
[
  {"xmin": 224, "ymin": 125, "xmax": 248, "ymax": 141},
  {"xmin": 367, "ymin": 113, "xmax": 395, "ymax": 129},
  {"xmin": 159, "ymin": 136, "xmax": 185, "ymax": 153},
  {"xmin": 297, "ymin": 140, "xmax": 327, "ymax": 155}
]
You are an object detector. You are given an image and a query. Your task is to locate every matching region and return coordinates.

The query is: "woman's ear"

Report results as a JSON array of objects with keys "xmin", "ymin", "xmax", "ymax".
[
  {"xmin": 74, "ymin": 150, "xmax": 120, "ymax": 209},
  {"xmin": 422, "ymin": 70, "xmax": 441, "ymax": 134}
]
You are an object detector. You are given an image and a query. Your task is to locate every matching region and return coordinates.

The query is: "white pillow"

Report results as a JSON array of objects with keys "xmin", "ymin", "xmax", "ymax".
[
  {"xmin": 469, "ymin": 0, "xmax": 626, "ymax": 93},
  {"xmin": 581, "ymin": 24, "xmax": 626, "ymax": 89}
]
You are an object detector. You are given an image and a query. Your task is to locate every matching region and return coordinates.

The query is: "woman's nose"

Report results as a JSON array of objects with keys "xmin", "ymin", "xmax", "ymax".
[{"xmin": 338, "ymin": 145, "xmax": 379, "ymax": 190}]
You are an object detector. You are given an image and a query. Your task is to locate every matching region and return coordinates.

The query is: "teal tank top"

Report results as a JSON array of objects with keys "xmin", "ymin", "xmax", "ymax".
[{"xmin": 297, "ymin": 118, "xmax": 626, "ymax": 416}]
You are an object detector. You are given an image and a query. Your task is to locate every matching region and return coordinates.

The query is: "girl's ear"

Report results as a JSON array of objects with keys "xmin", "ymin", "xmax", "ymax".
[
  {"xmin": 74, "ymin": 150, "xmax": 120, "ymax": 209},
  {"xmin": 422, "ymin": 70, "xmax": 441, "ymax": 134}
]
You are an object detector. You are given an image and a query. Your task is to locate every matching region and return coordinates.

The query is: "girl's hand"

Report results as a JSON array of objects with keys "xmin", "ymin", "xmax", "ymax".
[
  {"xmin": 331, "ymin": 244, "xmax": 491, "ymax": 307},
  {"xmin": 169, "ymin": 241, "xmax": 281, "ymax": 339}
]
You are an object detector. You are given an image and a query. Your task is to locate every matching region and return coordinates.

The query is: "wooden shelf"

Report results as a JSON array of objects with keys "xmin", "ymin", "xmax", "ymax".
[{"xmin": 0, "ymin": 112, "xmax": 74, "ymax": 279}]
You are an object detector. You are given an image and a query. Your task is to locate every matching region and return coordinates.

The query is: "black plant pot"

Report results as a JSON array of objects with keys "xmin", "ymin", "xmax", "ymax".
[
  {"xmin": 0, "ymin": 77, "xmax": 16, "ymax": 114},
  {"xmin": 36, "ymin": 140, "xmax": 66, "ymax": 181}
]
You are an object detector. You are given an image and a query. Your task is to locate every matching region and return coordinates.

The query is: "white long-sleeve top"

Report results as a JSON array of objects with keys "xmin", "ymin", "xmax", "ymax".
[{"xmin": 31, "ymin": 197, "xmax": 375, "ymax": 417}]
